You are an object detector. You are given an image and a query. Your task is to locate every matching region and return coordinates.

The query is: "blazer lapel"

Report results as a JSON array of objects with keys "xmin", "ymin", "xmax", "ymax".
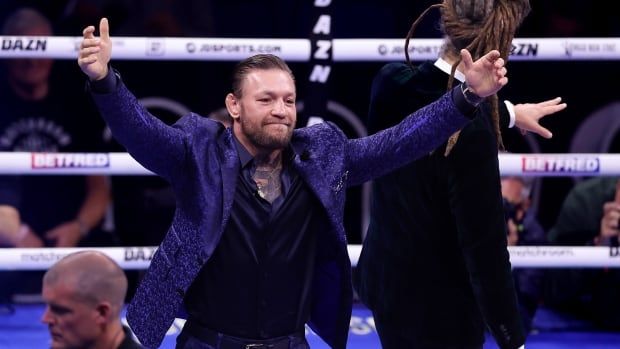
[
  {"xmin": 218, "ymin": 130, "xmax": 239, "ymax": 231},
  {"xmin": 291, "ymin": 145, "xmax": 336, "ymax": 217}
]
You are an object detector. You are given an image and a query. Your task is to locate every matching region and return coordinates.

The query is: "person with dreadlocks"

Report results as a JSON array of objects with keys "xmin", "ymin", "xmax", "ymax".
[{"xmin": 355, "ymin": 1, "xmax": 565, "ymax": 348}]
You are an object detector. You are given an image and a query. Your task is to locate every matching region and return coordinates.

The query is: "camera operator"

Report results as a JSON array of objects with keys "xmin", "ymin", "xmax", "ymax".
[{"xmin": 501, "ymin": 176, "xmax": 546, "ymax": 333}]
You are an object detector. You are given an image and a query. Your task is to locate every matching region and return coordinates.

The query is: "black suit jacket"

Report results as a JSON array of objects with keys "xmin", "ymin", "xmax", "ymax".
[{"xmin": 355, "ymin": 62, "xmax": 525, "ymax": 349}]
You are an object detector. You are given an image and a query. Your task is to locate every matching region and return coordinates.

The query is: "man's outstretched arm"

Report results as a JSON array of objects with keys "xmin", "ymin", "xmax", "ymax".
[
  {"xmin": 345, "ymin": 49, "xmax": 509, "ymax": 186},
  {"xmin": 78, "ymin": 18, "xmax": 191, "ymax": 180}
]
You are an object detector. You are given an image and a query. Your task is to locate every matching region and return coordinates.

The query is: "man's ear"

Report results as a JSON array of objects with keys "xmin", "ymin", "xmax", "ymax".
[
  {"xmin": 94, "ymin": 302, "xmax": 112, "ymax": 324},
  {"xmin": 225, "ymin": 93, "xmax": 240, "ymax": 120}
]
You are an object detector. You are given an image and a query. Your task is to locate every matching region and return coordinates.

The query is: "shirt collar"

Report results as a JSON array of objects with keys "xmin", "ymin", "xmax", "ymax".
[
  {"xmin": 233, "ymin": 133, "xmax": 254, "ymax": 168},
  {"xmin": 434, "ymin": 57, "xmax": 466, "ymax": 82}
]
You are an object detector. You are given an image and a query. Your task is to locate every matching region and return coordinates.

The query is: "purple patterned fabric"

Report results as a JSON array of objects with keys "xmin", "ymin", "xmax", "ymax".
[{"xmin": 91, "ymin": 80, "xmax": 468, "ymax": 348}]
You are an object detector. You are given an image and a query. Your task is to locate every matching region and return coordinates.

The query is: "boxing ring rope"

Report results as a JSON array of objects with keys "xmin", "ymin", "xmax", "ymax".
[
  {"xmin": 1, "ymin": 246, "xmax": 620, "ymax": 270},
  {"xmin": 1, "ymin": 152, "xmax": 618, "ymax": 176},
  {"xmin": 1, "ymin": 36, "xmax": 620, "ymax": 61},
  {"xmin": 2, "ymin": 36, "xmax": 620, "ymax": 270},
  {"xmin": 1, "ymin": 152, "xmax": 620, "ymax": 269}
]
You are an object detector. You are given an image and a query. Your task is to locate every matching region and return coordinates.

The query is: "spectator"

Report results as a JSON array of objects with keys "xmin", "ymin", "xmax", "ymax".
[
  {"xmin": 0, "ymin": 7, "xmax": 111, "ymax": 248},
  {"xmin": 0, "ymin": 205, "xmax": 19, "ymax": 245},
  {"xmin": 42, "ymin": 250, "xmax": 142, "ymax": 348},
  {"xmin": 0, "ymin": 176, "xmax": 20, "ymax": 246},
  {"xmin": 501, "ymin": 175, "xmax": 546, "ymax": 332},
  {"xmin": 0, "ymin": 7, "xmax": 113, "ymax": 302},
  {"xmin": 546, "ymin": 177, "xmax": 620, "ymax": 330}
]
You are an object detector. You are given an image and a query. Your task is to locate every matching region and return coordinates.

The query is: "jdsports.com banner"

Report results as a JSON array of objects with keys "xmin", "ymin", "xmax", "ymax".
[{"xmin": 1, "ymin": 36, "xmax": 619, "ymax": 61}]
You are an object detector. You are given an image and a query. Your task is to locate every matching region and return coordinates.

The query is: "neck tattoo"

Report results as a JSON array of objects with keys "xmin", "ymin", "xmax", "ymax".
[{"xmin": 252, "ymin": 164, "xmax": 282, "ymax": 203}]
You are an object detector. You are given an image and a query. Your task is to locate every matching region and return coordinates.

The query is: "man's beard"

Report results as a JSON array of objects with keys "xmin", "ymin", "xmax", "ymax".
[{"xmin": 241, "ymin": 119, "xmax": 295, "ymax": 150}]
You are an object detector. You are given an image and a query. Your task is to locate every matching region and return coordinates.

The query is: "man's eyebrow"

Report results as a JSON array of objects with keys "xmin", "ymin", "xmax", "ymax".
[{"xmin": 48, "ymin": 302, "xmax": 72, "ymax": 313}]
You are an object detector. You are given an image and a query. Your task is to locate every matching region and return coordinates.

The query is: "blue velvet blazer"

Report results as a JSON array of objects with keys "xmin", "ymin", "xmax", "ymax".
[{"xmin": 91, "ymin": 78, "xmax": 469, "ymax": 348}]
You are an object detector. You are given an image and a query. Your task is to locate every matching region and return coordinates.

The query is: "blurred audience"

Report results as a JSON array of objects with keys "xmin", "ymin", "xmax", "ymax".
[
  {"xmin": 0, "ymin": 176, "xmax": 20, "ymax": 246},
  {"xmin": 0, "ymin": 7, "xmax": 111, "ymax": 248},
  {"xmin": 546, "ymin": 177, "xmax": 620, "ymax": 330},
  {"xmin": 0, "ymin": 204, "xmax": 20, "ymax": 246},
  {"xmin": 42, "ymin": 250, "xmax": 142, "ymax": 348},
  {"xmin": 0, "ymin": 7, "xmax": 113, "ymax": 302},
  {"xmin": 501, "ymin": 176, "xmax": 546, "ymax": 332}
]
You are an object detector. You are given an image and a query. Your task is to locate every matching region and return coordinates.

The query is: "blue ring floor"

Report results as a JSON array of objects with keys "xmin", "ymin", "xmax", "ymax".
[{"xmin": 1, "ymin": 302, "xmax": 619, "ymax": 348}]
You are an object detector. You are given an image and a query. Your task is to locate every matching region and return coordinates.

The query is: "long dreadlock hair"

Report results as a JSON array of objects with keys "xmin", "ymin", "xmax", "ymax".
[{"xmin": 405, "ymin": 0, "xmax": 530, "ymax": 155}]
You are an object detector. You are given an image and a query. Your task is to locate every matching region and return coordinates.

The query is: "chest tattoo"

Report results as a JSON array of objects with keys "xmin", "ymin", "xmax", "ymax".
[{"xmin": 252, "ymin": 165, "xmax": 282, "ymax": 203}]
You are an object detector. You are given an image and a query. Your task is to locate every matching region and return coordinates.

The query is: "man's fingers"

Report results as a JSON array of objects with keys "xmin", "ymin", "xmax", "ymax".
[
  {"xmin": 78, "ymin": 56, "xmax": 98, "ymax": 65},
  {"xmin": 482, "ymin": 49, "xmax": 501, "ymax": 64},
  {"xmin": 604, "ymin": 210, "xmax": 620, "ymax": 232},
  {"xmin": 530, "ymin": 124, "xmax": 552, "ymax": 139},
  {"xmin": 80, "ymin": 46, "xmax": 101, "ymax": 56},
  {"xmin": 82, "ymin": 25, "xmax": 95, "ymax": 39},
  {"xmin": 80, "ymin": 38, "xmax": 100, "ymax": 49},
  {"xmin": 539, "ymin": 97, "xmax": 562, "ymax": 106},
  {"xmin": 604, "ymin": 202, "xmax": 619, "ymax": 212},
  {"xmin": 547, "ymin": 102, "xmax": 567, "ymax": 114},
  {"xmin": 99, "ymin": 18, "xmax": 110, "ymax": 42},
  {"xmin": 538, "ymin": 127, "xmax": 552, "ymax": 139},
  {"xmin": 494, "ymin": 56, "xmax": 505, "ymax": 68},
  {"xmin": 460, "ymin": 49, "xmax": 474, "ymax": 70}
]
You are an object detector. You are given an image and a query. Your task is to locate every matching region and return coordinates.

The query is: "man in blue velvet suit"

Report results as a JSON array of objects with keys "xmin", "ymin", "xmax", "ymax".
[{"xmin": 78, "ymin": 18, "xmax": 509, "ymax": 349}]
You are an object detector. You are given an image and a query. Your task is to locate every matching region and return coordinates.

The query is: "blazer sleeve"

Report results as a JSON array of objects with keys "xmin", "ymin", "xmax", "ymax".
[
  {"xmin": 446, "ymin": 121, "xmax": 526, "ymax": 349},
  {"xmin": 90, "ymin": 72, "xmax": 192, "ymax": 182},
  {"xmin": 344, "ymin": 90, "xmax": 470, "ymax": 186}
]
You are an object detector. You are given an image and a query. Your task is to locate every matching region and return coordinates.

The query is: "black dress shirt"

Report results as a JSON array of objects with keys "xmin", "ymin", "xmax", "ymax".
[
  {"xmin": 184, "ymin": 136, "xmax": 319, "ymax": 339},
  {"xmin": 119, "ymin": 326, "xmax": 144, "ymax": 349}
]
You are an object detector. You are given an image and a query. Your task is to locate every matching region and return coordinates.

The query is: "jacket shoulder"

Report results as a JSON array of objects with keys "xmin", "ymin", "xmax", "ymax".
[
  {"xmin": 172, "ymin": 113, "xmax": 229, "ymax": 144},
  {"xmin": 294, "ymin": 121, "xmax": 347, "ymax": 142}
]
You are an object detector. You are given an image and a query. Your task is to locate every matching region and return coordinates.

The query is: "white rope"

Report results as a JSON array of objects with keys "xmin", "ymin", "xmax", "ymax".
[
  {"xmin": 1, "ymin": 245, "xmax": 619, "ymax": 270},
  {"xmin": 2, "ymin": 152, "xmax": 619, "ymax": 176},
  {"xmin": 0, "ymin": 152, "xmax": 153, "ymax": 175},
  {"xmin": 0, "ymin": 247, "xmax": 155, "ymax": 270},
  {"xmin": 1, "ymin": 36, "xmax": 619, "ymax": 61}
]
